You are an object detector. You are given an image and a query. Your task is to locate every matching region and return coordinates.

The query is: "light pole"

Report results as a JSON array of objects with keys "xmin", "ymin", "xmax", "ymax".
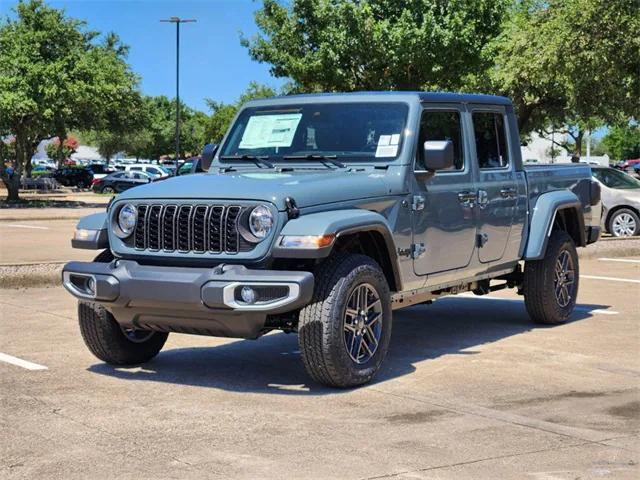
[{"xmin": 160, "ymin": 16, "xmax": 196, "ymax": 175}]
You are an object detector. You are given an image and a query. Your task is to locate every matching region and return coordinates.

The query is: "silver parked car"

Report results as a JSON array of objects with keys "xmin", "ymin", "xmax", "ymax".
[{"xmin": 591, "ymin": 167, "xmax": 640, "ymax": 237}]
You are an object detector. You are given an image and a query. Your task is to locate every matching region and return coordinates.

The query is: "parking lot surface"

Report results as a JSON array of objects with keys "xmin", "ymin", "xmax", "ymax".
[{"xmin": 0, "ymin": 257, "xmax": 638, "ymax": 479}]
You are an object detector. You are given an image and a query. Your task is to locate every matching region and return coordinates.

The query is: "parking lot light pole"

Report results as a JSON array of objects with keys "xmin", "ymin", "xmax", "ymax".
[{"xmin": 160, "ymin": 17, "xmax": 196, "ymax": 176}]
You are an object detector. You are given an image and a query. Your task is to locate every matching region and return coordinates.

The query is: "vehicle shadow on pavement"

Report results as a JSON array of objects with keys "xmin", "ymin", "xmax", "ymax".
[{"xmin": 88, "ymin": 296, "xmax": 611, "ymax": 395}]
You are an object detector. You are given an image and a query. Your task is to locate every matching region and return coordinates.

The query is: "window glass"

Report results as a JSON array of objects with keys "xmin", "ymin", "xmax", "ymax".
[
  {"xmin": 472, "ymin": 112, "xmax": 509, "ymax": 169},
  {"xmin": 130, "ymin": 166, "xmax": 142, "ymax": 172},
  {"xmin": 220, "ymin": 102, "xmax": 409, "ymax": 161},
  {"xmin": 592, "ymin": 168, "xmax": 640, "ymax": 189},
  {"xmin": 416, "ymin": 110, "xmax": 464, "ymax": 170}
]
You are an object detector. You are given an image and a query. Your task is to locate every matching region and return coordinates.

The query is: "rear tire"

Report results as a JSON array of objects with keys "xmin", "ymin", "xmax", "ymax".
[
  {"xmin": 101, "ymin": 186, "xmax": 115, "ymax": 194},
  {"xmin": 78, "ymin": 302, "xmax": 168, "ymax": 365},
  {"xmin": 523, "ymin": 230, "xmax": 579, "ymax": 324},
  {"xmin": 298, "ymin": 253, "xmax": 392, "ymax": 388}
]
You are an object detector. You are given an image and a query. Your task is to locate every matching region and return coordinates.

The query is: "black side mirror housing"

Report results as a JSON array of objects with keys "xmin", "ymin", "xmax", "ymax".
[
  {"xmin": 423, "ymin": 140, "xmax": 454, "ymax": 171},
  {"xmin": 201, "ymin": 143, "xmax": 219, "ymax": 171}
]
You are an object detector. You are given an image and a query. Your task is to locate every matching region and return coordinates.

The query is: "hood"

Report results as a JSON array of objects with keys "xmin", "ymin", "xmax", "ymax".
[{"xmin": 116, "ymin": 168, "xmax": 393, "ymax": 210}]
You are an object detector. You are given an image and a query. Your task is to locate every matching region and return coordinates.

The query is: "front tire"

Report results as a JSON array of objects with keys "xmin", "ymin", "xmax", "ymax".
[
  {"xmin": 608, "ymin": 208, "xmax": 639, "ymax": 237},
  {"xmin": 78, "ymin": 302, "xmax": 168, "ymax": 365},
  {"xmin": 523, "ymin": 230, "xmax": 579, "ymax": 324},
  {"xmin": 298, "ymin": 253, "xmax": 392, "ymax": 388}
]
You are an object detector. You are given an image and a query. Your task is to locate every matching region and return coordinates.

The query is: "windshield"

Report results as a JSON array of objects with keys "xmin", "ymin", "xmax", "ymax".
[
  {"xmin": 592, "ymin": 168, "xmax": 640, "ymax": 190},
  {"xmin": 219, "ymin": 102, "xmax": 409, "ymax": 162}
]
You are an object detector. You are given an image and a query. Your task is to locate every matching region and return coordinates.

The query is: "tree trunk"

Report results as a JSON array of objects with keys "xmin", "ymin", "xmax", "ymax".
[
  {"xmin": 571, "ymin": 131, "xmax": 583, "ymax": 163},
  {"xmin": 2, "ymin": 175, "xmax": 21, "ymax": 202}
]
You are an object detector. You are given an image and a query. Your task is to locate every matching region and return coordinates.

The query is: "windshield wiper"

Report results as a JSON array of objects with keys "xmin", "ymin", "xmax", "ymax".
[
  {"xmin": 283, "ymin": 154, "xmax": 346, "ymax": 169},
  {"xmin": 219, "ymin": 154, "xmax": 274, "ymax": 169}
]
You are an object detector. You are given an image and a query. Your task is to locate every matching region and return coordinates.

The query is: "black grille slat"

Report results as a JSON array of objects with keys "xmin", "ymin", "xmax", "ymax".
[
  {"xmin": 134, "ymin": 205, "xmax": 148, "ymax": 249},
  {"xmin": 177, "ymin": 206, "xmax": 192, "ymax": 252},
  {"xmin": 132, "ymin": 203, "xmax": 250, "ymax": 255},
  {"xmin": 225, "ymin": 206, "xmax": 241, "ymax": 253},
  {"xmin": 162, "ymin": 205, "xmax": 177, "ymax": 251},
  {"xmin": 208, "ymin": 206, "xmax": 224, "ymax": 252},
  {"xmin": 192, "ymin": 206, "xmax": 208, "ymax": 252},
  {"xmin": 147, "ymin": 205, "xmax": 162, "ymax": 250}
]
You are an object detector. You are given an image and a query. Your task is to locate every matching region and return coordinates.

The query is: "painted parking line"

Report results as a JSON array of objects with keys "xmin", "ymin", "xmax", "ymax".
[
  {"xmin": 581, "ymin": 275, "xmax": 640, "ymax": 284},
  {"xmin": 1, "ymin": 224, "xmax": 49, "ymax": 230},
  {"xmin": 598, "ymin": 257, "xmax": 640, "ymax": 264},
  {"xmin": 0, "ymin": 352, "xmax": 48, "ymax": 370},
  {"xmin": 575, "ymin": 308, "xmax": 619, "ymax": 315}
]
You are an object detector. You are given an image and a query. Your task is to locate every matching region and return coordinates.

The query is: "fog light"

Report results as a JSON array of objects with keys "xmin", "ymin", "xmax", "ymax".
[
  {"xmin": 86, "ymin": 277, "xmax": 95, "ymax": 295},
  {"xmin": 240, "ymin": 286, "xmax": 258, "ymax": 304}
]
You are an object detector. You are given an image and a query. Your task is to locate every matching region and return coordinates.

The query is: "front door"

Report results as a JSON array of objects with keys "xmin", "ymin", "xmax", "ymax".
[
  {"xmin": 469, "ymin": 107, "xmax": 518, "ymax": 263},
  {"xmin": 412, "ymin": 106, "xmax": 477, "ymax": 276}
]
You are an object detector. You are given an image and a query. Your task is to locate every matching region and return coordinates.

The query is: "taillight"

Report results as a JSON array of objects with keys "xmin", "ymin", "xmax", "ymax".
[{"xmin": 91, "ymin": 178, "xmax": 102, "ymax": 185}]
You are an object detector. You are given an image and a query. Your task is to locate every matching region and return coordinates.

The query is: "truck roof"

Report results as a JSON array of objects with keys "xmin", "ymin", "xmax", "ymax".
[{"xmin": 245, "ymin": 91, "xmax": 512, "ymax": 106}]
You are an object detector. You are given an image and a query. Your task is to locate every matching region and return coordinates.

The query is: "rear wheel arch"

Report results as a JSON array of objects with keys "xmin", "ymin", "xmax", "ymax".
[{"xmin": 552, "ymin": 206, "xmax": 585, "ymax": 247}]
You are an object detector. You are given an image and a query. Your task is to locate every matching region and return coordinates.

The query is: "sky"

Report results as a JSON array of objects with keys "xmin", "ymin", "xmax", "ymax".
[{"xmin": 0, "ymin": 0, "xmax": 285, "ymax": 112}]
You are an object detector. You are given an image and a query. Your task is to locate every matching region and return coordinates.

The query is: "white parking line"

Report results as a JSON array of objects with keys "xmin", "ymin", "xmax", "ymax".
[
  {"xmin": 576, "ymin": 308, "xmax": 619, "ymax": 315},
  {"xmin": 598, "ymin": 258, "xmax": 640, "ymax": 264},
  {"xmin": 1, "ymin": 224, "xmax": 49, "ymax": 230},
  {"xmin": 581, "ymin": 275, "xmax": 640, "ymax": 284},
  {"xmin": 0, "ymin": 352, "xmax": 48, "ymax": 370}
]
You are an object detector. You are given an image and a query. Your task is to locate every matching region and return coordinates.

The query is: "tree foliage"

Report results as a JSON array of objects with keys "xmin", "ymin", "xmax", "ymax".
[
  {"xmin": 242, "ymin": 0, "xmax": 509, "ymax": 92},
  {"xmin": 485, "ymin": 0, "xmax": 639, "ymax": 139},
  {"xmin": 0, "ymin": 0, "xmax": 142, "ymax": 200},
  {"xmin": 205, "ymin": 82, "xmax": 277, "ymax": 144},
  {"xmin": 602, "ymin": 125, "xmax": 640, "ymax": 162}
]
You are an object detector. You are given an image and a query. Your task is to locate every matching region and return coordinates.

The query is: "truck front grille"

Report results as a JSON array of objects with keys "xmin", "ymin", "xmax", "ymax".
[{"xmin": 133, "ymin": 203, "xmax": 250, "ymax": 254}]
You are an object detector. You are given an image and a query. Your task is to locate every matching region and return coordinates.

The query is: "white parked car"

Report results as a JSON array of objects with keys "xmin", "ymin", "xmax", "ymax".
[
  {"xmin": 591, "ymin": 167, "xmax": 640, "ymax": 237},
  {"xmin": 123, "ymin": 164, "xmax": 171, "ymax": 178}
]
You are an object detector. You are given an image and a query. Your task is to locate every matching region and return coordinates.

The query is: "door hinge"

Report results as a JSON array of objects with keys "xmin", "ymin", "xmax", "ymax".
[
  {"xmin": 411, "ymin": 243, "xmax": 426, "ymax": 259},
  {"xmin": 477, "ymin": 233, "xmax": 488, "ymax": 248},
  {"xmin": 412, "ymin": 195, "xmax": 425, "ymax": 211}
]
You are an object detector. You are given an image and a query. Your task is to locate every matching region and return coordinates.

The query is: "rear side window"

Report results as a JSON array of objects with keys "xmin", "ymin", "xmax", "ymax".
[
  {"xmin": 472, "ymin": 112, "xmax": 509, "ymax": 169},
  {"xmin": 417, "ymin": 110, "xmax": 464, "ymax": 170}
]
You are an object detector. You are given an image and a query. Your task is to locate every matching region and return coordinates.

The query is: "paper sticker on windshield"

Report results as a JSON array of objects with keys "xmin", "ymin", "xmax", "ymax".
[
  {"xmin": 375, "ymin": 134, "xmax": 400, "ymax": 157},
  {"xmin": 239, "ymin": 113, "xmax": 303, "ymax": 149}
]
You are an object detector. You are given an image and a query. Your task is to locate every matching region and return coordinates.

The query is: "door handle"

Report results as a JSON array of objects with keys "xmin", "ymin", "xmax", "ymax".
[
  {"xmin": 500, "ymin": 187, "xmax": 517, "ymax": 199},
  {"xmin": 457, "ymin": 191, "xmax": 476, "ymax": 205},
  {"xmin": 477, "ymin": 190, "xmax": 489, "ymax": 209}
]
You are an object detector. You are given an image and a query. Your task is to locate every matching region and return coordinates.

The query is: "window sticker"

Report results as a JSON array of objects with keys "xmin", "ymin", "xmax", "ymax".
[
  {"xmin": 239, "ymin": 113, "xmax": 303, "ymax": 149},
  {"xmin": 375, "ymin": 133, "xmax": 401, "ymax": 157}
]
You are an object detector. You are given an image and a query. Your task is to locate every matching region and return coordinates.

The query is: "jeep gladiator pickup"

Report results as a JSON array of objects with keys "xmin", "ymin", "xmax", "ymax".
[{"xmin": 63, "ymin": 92, "xmax": 601, "ymax": 387}]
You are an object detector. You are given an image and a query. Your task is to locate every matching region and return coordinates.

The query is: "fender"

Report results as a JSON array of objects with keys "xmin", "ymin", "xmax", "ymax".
[
  {"xmin": 524, "ymin": 190, "xmax": 584, "ymax": 260},
  {"xmin": 71, "ymin": 212, "xmax": 110, "ymax": 250},
  {"xmin": 273, "ymin": 209, "xmax": 401, "ymax": 287}
]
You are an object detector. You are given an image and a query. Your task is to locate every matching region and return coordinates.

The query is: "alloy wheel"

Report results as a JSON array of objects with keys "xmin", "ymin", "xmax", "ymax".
[
  {"xmin": 612, "ymin": 213, "xmax": 636, "ymax": 237},
  {"xmin": 343, "ymin": 283, "xmax": 383, "ymax": 364},
  {"xmin": 554, "ymin": 250, "xmax": 576, "ymax": 308}
]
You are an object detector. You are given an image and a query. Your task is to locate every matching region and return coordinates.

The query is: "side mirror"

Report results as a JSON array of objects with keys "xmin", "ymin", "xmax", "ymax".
[
  {"xmin": 201, "ymin": 143, "xmax": 218, "ymax": 171},
  {"xmin": 423, "ymin": 140, "xmax": 454, "ymax": 171}
]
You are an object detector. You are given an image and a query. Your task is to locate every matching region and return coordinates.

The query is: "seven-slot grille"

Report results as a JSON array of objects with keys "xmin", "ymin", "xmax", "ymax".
[{"xmin": 132, "ymin": 204, "xmax": 250, "ymax": 254}]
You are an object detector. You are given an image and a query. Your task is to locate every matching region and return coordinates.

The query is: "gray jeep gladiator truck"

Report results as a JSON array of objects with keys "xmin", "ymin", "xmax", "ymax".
[{"xmin": 63, "ymin": 92, "xmax": 601, "ymax": 387}]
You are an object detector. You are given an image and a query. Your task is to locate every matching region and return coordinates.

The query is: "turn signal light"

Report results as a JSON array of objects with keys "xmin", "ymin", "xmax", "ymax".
[{"xmin": 279, "ymin": 234, "xmax": 335, "ymax": 249}]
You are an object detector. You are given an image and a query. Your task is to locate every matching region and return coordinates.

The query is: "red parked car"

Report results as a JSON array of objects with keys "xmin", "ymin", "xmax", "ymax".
[{"xmin": 616, "ymin": 158, "xmax": 640, "ymax": 171}]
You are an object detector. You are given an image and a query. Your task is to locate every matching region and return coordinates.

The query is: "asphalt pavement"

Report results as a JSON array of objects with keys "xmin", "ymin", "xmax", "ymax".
[{"xmin": 1, "ymin": 257, "xmax": 638, "ymax": 479}]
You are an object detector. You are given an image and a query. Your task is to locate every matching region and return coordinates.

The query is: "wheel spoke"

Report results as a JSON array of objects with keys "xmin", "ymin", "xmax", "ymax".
[
  {"xmin": 366, "ymin": 298, "xmax": 381, "ymax": 312},
  {"xmin": 343, "ymin": 283, "xmax": 383, "ymax": 364},
  {"xmin": 351, "ymin": 334, "xmax": 363, "ymax": 359},
  {"xmin": 366, "ymin": 312, "xmax": 381, "ymax": 327}
]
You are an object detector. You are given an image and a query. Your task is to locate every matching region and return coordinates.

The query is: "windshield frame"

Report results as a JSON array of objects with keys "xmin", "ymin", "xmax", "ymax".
[{"xmin": 217, "ymin": 101, "xmax": 411, "ymax": 166}]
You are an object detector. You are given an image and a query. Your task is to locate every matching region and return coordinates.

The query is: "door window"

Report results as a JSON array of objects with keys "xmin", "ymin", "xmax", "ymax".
[
  {"xmin": 472, "ymin": 112, "xmax": 509, "ymax": 169},
  {"xmin": 416, "ymin": 110, "xmax": 464, "ymax": 170},
  {"xmin": 416, "ymin": 110, "xmax": 464, "ymax": 171}
]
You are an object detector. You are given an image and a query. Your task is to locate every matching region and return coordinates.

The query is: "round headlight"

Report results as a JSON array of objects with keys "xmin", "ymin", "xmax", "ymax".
[
  {"xmin": 249, "ymin": 205, "xmax": 273, "ymax": 240},
  {"xmin": 117, "ymin": 204, "xmax": 137, "ymax": 237}
]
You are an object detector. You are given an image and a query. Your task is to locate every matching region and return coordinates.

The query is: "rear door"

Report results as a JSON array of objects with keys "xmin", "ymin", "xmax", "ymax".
[{"xmin": 469, "ymin": 107, "xmax": 518, "ymax": 263}]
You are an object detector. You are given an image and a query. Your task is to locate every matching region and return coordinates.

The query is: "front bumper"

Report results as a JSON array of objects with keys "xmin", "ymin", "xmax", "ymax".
[{"xmin": 62, "ymin": 260, "xmax": 314, "ymax": 339}]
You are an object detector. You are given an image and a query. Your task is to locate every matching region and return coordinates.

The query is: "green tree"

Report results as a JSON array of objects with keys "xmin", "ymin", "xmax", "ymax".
[
  {"xmin": 0, "ymin": 0, "xmax": 142, "ymax": 200},
  {"xmin": 205, "ymin": 82, "xmax": 277, "ymax": 143},
  {"xmin": 242, "ymin": 0, "xmax": 508, "ymax": 92},
  {"xmin": 602, "ymin": 125, "xmax": 640, "ymax": 162},
  {"xmin": 485, "ymin": 0, "xmax": 639, "ymax": 144}
]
